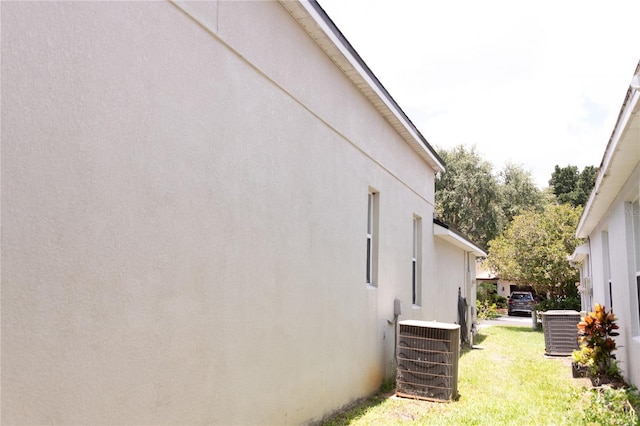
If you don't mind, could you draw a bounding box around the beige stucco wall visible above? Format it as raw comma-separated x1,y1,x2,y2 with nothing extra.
432,239,478,341
1,1,452,424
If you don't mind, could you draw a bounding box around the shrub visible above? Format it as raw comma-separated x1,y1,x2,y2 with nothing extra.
476,283,507,309
476,300,500,321
575,304,622,382
494,295,507,309
535,295,581,312
581,386,640,425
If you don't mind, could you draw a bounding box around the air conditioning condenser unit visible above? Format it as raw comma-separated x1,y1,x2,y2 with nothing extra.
396,320,460,402
542,310,581,356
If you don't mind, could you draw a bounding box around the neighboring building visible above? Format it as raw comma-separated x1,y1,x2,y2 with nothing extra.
475,267,519,299
1,1,486,424
571,61,640,388
476,259,529,300
433,220,487,343
1,1,484,424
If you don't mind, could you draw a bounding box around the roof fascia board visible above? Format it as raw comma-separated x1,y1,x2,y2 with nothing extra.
434,223,487,257
568,242,590,262
576,86,640,237
284,0,445,172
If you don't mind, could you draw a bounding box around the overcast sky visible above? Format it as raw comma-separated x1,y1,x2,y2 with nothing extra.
317,0,640,188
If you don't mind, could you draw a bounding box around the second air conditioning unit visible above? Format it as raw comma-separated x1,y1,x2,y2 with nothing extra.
542,310,581,356
396,320,460,402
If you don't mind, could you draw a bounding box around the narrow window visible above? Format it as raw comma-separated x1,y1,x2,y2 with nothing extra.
608,281,613,310
366,191,379,286
632,200,640,326
602,231,612,309
412,216,422,306
637,274,640,326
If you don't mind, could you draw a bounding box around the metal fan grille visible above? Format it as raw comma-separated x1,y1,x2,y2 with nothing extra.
542,310,581,356
396,321,460,402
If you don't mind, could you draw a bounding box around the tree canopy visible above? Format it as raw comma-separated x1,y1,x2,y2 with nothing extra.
498,162,544,223
486,204,583,299
549,165,598,207
435,145,503,250
435,146,544,249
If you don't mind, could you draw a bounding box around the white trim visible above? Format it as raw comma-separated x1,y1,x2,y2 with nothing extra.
412,215,422,306
576,87,640,237
433,223,486,257
568,242,590,262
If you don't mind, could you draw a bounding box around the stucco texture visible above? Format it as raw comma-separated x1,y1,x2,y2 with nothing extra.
2,1,456,424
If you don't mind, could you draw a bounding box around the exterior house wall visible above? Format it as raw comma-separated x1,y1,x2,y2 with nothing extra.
574,63,640,388
431,240,466,323
579,254,593,311
583,166,640,387
1,1,459,424
433,239,480,342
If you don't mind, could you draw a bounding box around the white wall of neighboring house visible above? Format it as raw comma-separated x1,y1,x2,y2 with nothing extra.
476,263,517,299
0,1,481,424
573,62,640,388
433,225,485,343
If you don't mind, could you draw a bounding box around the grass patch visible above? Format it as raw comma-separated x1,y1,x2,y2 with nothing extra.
321,326,587,425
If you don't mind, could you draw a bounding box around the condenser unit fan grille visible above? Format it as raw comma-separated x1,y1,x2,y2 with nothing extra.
542,310,581,356
396,320,460,402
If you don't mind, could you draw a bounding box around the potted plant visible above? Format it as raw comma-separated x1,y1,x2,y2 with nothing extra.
573,304,625,387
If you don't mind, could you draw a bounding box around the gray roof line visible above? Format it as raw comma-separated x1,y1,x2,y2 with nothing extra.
309,0,445,169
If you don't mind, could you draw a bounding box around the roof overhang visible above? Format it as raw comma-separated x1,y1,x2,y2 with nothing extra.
576,65,640,238
434,223,487,257
568,242,590,263
279,0,445,173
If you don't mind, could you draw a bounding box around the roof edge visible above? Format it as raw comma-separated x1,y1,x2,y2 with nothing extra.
576,60,640,238
433,221,487,257
280,0,445,172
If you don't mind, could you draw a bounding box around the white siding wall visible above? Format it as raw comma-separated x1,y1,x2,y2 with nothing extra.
430,241,461,323
586,164,640,388
1,1,449,424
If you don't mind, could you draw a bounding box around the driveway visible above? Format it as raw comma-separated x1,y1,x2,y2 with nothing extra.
478,314,536,329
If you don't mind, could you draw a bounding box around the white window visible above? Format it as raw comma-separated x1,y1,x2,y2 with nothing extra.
602,231,612,309
366,191,379,287
412,216,422,306
632,200,640,328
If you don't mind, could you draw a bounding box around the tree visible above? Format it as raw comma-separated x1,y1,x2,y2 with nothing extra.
577,165,598,204
498,162,544,223
549,165,598,207
486,204,583,299
435,145,503,250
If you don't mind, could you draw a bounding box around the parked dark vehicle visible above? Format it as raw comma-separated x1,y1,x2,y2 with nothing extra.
507,291,535,316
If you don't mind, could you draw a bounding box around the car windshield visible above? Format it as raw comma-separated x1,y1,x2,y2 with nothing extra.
511,294,532,300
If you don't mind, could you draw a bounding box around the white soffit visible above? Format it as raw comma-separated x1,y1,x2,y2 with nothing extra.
279,0,445,173
434,223,487,257
568,242,590,263
576,82,640,238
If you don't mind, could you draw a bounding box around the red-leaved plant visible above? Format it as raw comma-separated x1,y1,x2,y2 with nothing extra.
576,304,621,381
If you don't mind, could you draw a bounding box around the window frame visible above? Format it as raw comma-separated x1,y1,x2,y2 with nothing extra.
632,199,640,330
366,190,379,287
412,215,422,306
602,230,613,309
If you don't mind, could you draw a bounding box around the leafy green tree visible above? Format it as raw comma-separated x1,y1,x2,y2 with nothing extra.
549,165,579,204
540,186,558,207
498,162,544,223
435,145,503,250
549,165,598,207
577,165,598,203
486,204,583,299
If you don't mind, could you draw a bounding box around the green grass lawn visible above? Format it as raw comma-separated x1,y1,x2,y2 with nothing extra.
322,326,589,425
